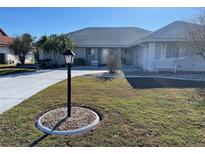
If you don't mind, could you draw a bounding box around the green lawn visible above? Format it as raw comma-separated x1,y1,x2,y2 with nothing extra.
0,68,35,75
1,76,205,146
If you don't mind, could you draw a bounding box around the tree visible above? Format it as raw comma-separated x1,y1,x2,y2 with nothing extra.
186,11,205,59
9,33,34,64
41,34,74,65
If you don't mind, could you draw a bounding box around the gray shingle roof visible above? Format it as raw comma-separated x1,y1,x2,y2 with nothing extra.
138,21,200,43
69,27,151,47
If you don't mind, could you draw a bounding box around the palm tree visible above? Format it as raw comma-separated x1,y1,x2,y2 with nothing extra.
40,34,74,65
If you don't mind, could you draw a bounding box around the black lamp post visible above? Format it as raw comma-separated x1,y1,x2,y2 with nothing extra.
63,50,75,117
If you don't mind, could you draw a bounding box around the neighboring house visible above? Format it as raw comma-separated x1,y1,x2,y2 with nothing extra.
0,28,35,64
40,21,205,72
0,28,16,64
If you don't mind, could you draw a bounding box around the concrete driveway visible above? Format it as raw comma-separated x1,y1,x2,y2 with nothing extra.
0,69,107,114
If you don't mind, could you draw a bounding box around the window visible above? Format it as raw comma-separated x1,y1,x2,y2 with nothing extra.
155,43,162,60
166,42,180,59
110,48,119,56
172,43,179,58
179,43,185,58
166,43,172,58
87,50,91,55
124,48,132,55
86,48,95,60
125,49,128,55
91,48,95,55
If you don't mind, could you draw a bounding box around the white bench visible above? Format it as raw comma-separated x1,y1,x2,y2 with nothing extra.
154,60,176,73
91,60,98,66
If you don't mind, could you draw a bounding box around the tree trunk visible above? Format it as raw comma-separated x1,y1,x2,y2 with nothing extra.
34,49,40,64
20,59,25,65
19,56,25,65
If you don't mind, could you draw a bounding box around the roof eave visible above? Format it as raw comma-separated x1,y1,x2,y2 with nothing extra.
73,44,129,48
0,28,8,36
137,38,187,43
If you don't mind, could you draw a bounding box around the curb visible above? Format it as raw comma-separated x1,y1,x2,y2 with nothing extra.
36,107,100,135
96,75,205,82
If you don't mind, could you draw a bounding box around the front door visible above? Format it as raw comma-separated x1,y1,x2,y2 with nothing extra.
100,48,109,65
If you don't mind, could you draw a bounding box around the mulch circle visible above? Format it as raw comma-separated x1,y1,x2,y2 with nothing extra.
37,107,99,135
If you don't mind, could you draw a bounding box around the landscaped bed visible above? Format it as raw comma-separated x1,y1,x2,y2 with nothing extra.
0,67,36,75
39,107,97,131
0,64,36,75
37,106,99,135
1,76,205,146
0,64,16,69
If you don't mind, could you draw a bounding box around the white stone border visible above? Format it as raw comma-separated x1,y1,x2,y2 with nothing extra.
36,107,100,135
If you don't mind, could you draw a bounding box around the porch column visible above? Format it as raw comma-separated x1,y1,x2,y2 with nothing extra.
118,48,122,65
98,48,101,66
95,48,99,66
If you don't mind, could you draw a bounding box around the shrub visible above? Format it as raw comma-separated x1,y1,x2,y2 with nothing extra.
107,53,121,74
38,59,52,69
52,64,60,68
74,58,86,66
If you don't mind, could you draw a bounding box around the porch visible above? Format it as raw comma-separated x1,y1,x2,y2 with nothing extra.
85,47,133,66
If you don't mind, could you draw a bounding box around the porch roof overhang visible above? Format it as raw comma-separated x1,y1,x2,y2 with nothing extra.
128,37,187,47
139,38,187,43
74,44,130,48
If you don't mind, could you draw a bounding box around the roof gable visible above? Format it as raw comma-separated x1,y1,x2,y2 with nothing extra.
139,21,200,42
0,28,8,36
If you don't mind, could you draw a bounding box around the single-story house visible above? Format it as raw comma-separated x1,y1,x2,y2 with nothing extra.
39,21,205,72
0,28,35,64
68,27,151,66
